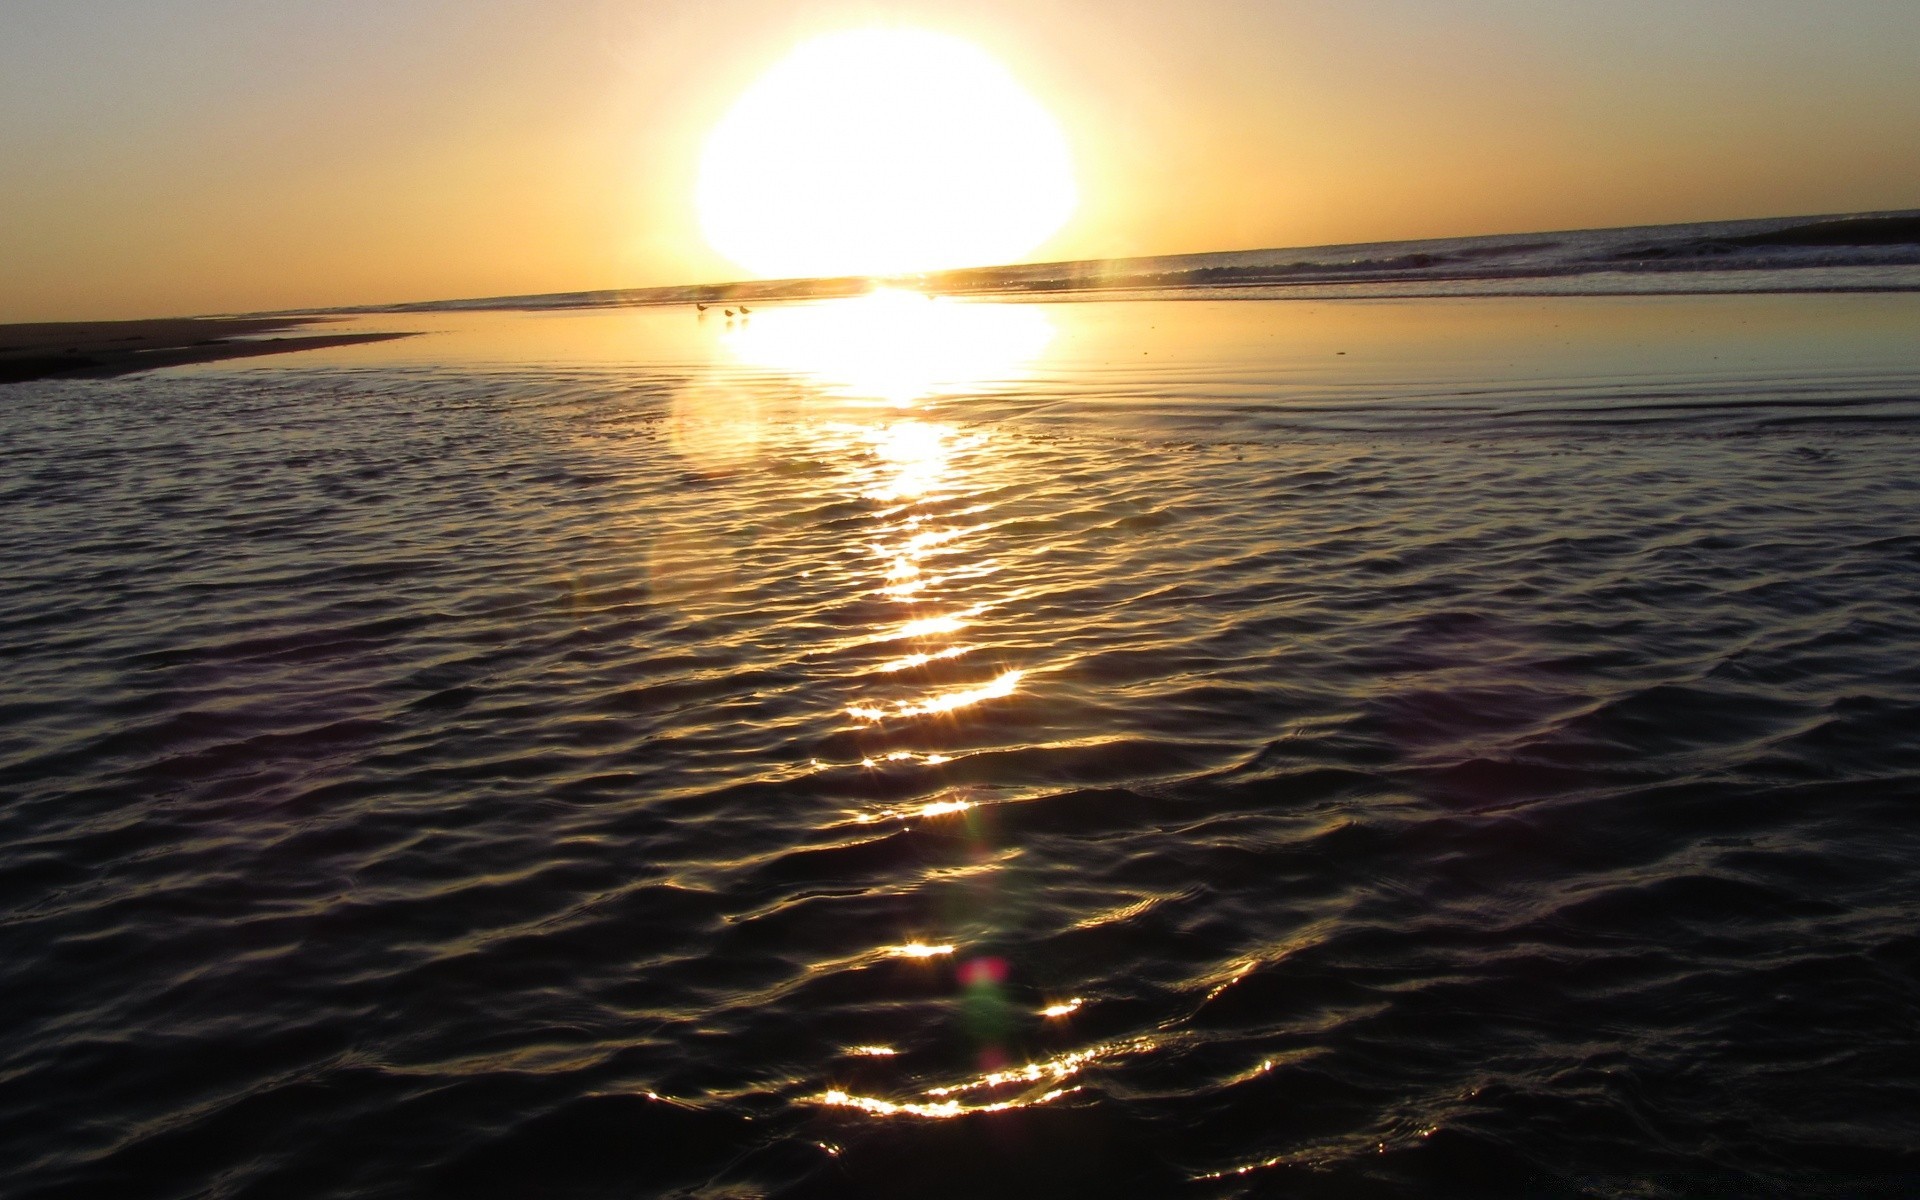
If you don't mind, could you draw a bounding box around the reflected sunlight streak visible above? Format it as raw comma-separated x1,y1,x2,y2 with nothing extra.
858,751,955,769
812,1039,1155,1120
721,290,1054,406
852,796,973,824
886,613,970,641
885,942,956,958
875,646,970,673
815,1086,1078,1120
847,668,1023,722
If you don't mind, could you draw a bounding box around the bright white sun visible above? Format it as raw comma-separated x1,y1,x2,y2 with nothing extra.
697,29,1078,279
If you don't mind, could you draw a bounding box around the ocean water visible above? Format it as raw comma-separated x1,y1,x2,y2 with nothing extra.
3,292,1919,1198
383,208,1920,311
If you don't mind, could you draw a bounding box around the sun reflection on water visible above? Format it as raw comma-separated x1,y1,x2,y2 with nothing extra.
850,794,974,825
846,668,1024,723
812,1039,1155,1120
874,645,970,673
721,288,1054,406
884,942,956,959
828,416,1031,726
862,420,972,501
887,613,971,641
732,286,1080,1119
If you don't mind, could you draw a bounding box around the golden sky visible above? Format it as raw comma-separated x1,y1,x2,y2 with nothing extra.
3,0,1917,320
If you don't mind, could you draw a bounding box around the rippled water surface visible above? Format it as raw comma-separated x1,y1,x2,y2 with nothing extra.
5,294,1920,1198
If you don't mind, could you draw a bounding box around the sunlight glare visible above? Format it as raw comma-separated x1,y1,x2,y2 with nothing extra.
698,29,1077,279
846,668,1022,722
885,942,955,958
722,289,1054,405
810,1038,1154,1120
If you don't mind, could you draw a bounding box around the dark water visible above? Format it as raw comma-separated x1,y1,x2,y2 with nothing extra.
4,294,1919,1198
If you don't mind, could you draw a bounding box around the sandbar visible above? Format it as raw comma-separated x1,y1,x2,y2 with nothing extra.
0,316,415,384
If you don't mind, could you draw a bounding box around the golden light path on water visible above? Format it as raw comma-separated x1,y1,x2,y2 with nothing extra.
812,1039,1159,1119
28,293,1914,1190
701,289,1121,1120
720,288,1055,407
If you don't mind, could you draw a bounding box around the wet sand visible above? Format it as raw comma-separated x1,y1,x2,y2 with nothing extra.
0,316,415,383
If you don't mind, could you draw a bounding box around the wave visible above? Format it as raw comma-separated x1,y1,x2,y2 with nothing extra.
333,210,1920,316
4,297,1919,1197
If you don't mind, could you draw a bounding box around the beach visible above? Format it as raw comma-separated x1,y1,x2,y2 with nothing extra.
0,317,415,384
3,284,1919,1197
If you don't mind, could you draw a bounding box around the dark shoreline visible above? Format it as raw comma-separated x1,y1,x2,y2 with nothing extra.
0,317,415,384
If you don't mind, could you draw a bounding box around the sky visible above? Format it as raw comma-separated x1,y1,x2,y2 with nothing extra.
3,0,1917,321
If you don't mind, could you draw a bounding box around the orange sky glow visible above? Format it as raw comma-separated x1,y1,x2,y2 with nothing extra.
2,0,1916,320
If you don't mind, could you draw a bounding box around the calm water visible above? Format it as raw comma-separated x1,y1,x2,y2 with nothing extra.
4,294,1919,1198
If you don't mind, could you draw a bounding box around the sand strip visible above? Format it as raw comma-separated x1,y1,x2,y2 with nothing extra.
0,317,416,384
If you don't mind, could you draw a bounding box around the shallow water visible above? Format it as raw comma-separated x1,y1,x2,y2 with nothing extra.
3,294,1919,1198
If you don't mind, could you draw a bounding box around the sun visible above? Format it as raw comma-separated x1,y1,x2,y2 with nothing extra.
697,29,1078,280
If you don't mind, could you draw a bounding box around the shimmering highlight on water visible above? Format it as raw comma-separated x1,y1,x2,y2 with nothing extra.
3,294,1919,1199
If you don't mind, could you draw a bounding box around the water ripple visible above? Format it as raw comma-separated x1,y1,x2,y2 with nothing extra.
3,296,1919,1197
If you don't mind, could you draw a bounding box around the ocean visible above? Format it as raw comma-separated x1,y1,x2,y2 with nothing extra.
4,227,1920,1197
